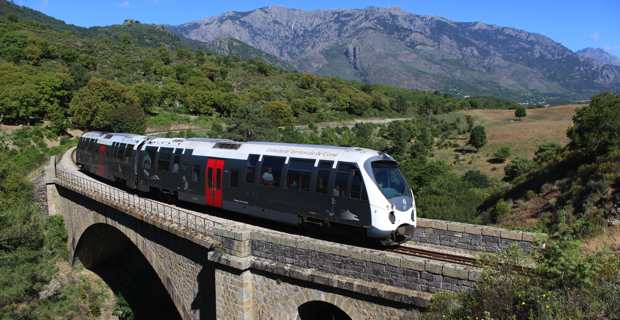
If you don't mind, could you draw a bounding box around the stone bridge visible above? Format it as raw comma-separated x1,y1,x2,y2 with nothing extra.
45,150,541,320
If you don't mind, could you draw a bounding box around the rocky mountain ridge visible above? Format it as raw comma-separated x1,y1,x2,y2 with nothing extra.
173,6,620,103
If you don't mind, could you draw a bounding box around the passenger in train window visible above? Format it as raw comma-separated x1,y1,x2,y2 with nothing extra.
262,167,274,186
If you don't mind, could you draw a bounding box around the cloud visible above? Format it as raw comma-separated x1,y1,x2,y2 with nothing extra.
590,32,600,42
117,0,131,8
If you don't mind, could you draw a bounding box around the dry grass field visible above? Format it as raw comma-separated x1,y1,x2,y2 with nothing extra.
434,104,583,179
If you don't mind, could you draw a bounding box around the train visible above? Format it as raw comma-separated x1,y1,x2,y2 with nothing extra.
76,131,417,245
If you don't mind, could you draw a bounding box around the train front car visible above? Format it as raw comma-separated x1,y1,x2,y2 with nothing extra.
362,154,416,245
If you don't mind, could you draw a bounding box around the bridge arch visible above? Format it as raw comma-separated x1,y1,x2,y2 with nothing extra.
74,223,182,320
297,300,353,320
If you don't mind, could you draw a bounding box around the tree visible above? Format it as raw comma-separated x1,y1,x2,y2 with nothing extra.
69,78,145,133
493,146,512,163
568,92,620,155
465,115,475,132
515,106,527,119
504,157,534,181
463,170,491,188
468,125,487,149
534,142,561,163
263,100,294,127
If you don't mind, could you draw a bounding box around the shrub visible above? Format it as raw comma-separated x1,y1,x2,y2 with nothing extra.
534,142,561,164
492,146,511,163
514,106,527,119
504,157,535,181
468,125,487,149
463,170,491,188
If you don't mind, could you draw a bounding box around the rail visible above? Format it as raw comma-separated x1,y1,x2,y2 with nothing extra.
54,168,222,237
389,246,477,266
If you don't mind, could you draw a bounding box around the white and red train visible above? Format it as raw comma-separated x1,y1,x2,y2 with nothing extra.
76,131,417,244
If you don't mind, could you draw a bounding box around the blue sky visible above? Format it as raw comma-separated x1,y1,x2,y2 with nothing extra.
14,0,620,56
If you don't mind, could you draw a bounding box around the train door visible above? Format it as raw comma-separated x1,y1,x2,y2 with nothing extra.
206,159,224,208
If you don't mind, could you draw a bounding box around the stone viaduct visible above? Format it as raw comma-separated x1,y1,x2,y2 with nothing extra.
45,150,541,320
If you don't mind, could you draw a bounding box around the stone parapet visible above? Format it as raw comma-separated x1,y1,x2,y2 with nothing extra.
413,218,546,253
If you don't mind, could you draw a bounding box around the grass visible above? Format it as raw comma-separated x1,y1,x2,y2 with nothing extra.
433,104,582,179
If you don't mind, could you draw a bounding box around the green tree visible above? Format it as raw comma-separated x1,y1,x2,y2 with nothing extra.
69,78,145,133
263,100,294,127
493,146,512,163
568,92,620,154
462,170,491,188
468,125,487,149
514,106,527,119
534,142,561,163
504,157,534,180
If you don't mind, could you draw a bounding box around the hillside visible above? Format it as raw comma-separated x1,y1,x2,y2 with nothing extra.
433,105,580,179
0,1,483,137
175,6,620,103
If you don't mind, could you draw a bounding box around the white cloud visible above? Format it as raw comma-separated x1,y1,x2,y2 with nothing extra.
590,32,600,42
117,0,131,8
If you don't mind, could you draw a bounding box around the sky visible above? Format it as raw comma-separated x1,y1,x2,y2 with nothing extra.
14,0,620,56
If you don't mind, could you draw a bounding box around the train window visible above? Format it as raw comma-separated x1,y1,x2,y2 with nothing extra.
216,169,222,189
336,162,356,171
316,170,330,193
287,158,314,191
158,148,173,172
207,168,213,188
192,164,201,182
172,155,180,173
261,156,285,187
319,160,334,169
246,154,260,183
350,168,366,200
230,170,239,187
125,144,134,159
334,172,349,197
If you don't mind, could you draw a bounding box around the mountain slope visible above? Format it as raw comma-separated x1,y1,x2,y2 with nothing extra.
577,47,620,67
176,6,620,103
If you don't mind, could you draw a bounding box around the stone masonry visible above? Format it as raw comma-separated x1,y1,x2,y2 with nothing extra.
411,219,544,253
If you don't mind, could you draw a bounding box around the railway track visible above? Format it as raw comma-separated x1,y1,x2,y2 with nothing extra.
390,245,478,266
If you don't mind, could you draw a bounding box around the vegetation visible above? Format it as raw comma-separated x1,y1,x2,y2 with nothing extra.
0,1,473,134
492,146,511,163
425,242,620,319
0,127,112,318
514,106,527,119
468,125,487,149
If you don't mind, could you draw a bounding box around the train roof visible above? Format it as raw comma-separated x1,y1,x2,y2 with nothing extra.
82,132,391,163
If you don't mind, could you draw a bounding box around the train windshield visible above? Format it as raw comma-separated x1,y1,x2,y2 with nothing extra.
371,161,409,199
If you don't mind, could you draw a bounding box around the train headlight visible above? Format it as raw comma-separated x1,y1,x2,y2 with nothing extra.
389,211,395,224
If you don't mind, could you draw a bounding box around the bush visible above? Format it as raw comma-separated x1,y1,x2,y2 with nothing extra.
504,157,535,181
463,170,491,188
468,125,487,149
492,146,511,163
514,106,527,119
534,142,561,164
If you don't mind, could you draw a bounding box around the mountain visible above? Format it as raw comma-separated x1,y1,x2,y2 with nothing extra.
201,37,294,70
577,47,620,67
174,6,620,103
